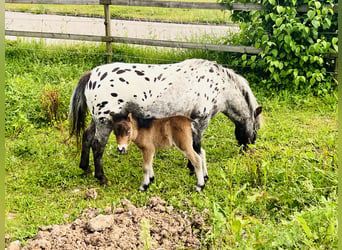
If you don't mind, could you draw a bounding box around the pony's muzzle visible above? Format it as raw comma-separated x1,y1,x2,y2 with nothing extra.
117,145,127,155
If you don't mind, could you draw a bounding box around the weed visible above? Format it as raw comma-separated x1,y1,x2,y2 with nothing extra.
40,86,60,123
140,218,152,250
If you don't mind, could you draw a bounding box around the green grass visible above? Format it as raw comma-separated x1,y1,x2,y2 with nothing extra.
5,3,232,24
5,40,337,248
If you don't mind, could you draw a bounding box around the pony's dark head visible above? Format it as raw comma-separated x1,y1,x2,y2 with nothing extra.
235,106,262,150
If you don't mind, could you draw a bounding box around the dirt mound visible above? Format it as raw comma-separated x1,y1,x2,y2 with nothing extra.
9,196,209,250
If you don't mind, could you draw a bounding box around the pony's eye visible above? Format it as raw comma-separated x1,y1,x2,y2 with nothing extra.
127,129,131,135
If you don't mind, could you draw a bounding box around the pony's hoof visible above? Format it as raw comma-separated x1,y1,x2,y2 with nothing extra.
81,170,92,177
97,176,109,185
104,180,113,187
204,175,209,183
150,176,155,183
246,148,256,154
81,167,92,175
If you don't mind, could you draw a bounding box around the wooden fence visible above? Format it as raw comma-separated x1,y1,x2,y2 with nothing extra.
5,0,264,63
5,0,338,64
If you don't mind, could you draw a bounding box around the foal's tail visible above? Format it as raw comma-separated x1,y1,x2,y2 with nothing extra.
68,71,91,145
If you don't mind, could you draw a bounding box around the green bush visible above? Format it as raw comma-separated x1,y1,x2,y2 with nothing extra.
221,0,338,94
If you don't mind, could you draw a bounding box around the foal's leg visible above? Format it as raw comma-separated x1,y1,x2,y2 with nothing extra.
187,123,202,176
176,134,205,192
79,119,95,175
139,148,155,191
185,148,205,192
91,120,112,185
200,148,209,182
187,138,201,176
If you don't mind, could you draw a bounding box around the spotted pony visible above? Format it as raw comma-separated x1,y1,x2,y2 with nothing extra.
69,59,262,185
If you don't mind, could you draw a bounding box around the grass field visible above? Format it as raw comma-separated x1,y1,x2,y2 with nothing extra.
5,40,337,248
5,2,232,24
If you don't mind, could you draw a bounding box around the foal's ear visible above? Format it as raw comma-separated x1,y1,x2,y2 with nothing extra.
127,113,133,122
254,106,262,118
109,112,116,122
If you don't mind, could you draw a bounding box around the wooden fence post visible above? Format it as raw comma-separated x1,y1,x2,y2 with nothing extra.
103,3,112,63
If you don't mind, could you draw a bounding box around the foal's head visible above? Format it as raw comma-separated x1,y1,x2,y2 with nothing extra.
110,113,135,154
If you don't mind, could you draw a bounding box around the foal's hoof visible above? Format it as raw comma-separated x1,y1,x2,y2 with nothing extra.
195,184,205,193
204,175,209,183
138,184,150,192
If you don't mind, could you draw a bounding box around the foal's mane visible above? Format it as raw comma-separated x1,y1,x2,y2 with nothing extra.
135,115,155,129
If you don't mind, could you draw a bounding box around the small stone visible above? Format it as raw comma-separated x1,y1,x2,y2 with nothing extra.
86,188,98,199
87,214,114,232
7,240,21,250
121,199,136,210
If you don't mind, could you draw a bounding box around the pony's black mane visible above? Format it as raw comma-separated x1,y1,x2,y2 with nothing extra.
113,101,155,129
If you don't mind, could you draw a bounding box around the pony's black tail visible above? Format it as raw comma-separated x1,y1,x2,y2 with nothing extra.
68,71,91,146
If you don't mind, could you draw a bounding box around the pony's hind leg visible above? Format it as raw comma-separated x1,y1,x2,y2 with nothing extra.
79,119,95,175
139,148,155,191
91,120,113,185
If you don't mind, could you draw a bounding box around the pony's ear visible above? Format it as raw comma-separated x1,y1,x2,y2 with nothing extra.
127,113,133,122
254,106,262,118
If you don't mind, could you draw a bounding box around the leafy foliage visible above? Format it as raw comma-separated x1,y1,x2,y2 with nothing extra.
222,0,338,94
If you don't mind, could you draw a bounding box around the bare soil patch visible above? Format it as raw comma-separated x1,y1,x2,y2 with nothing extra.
7,195,209,250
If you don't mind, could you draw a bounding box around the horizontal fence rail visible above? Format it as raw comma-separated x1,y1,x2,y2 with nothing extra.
5,30,262,54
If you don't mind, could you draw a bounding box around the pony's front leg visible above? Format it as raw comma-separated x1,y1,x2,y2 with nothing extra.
92,121,112,185
79,120,95,175
139,148,155,191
